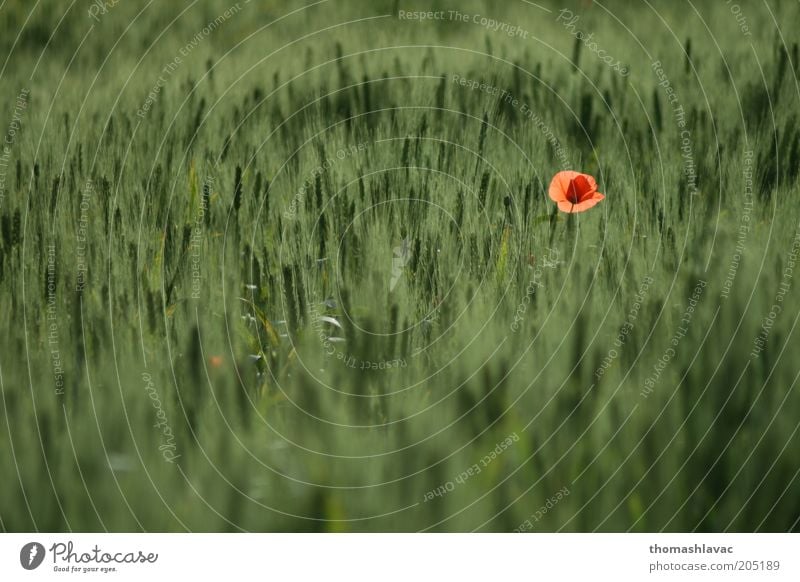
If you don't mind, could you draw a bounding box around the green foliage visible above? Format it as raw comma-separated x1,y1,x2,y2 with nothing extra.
0,0,799,532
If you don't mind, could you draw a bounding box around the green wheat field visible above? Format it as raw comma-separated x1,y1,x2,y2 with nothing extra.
1,0,800,532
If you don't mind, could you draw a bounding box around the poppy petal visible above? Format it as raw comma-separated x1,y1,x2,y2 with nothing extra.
548,171,580,202
579,176,599,202
566,180,582,204
569,174,595,203
565,193,604,213
548,171,604,213
557,200,577,213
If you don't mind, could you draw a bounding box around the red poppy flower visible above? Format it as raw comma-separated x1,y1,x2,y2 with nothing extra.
548,171,605,213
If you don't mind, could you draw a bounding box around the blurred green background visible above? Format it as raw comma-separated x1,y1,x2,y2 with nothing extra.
1,0,799,531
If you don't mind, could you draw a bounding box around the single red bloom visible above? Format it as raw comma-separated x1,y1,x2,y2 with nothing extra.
548,171,605,213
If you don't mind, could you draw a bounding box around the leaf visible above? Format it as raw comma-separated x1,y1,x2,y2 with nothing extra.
318,315,343,329
496,225,512,283
187,159,198,226
239,297,281,348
